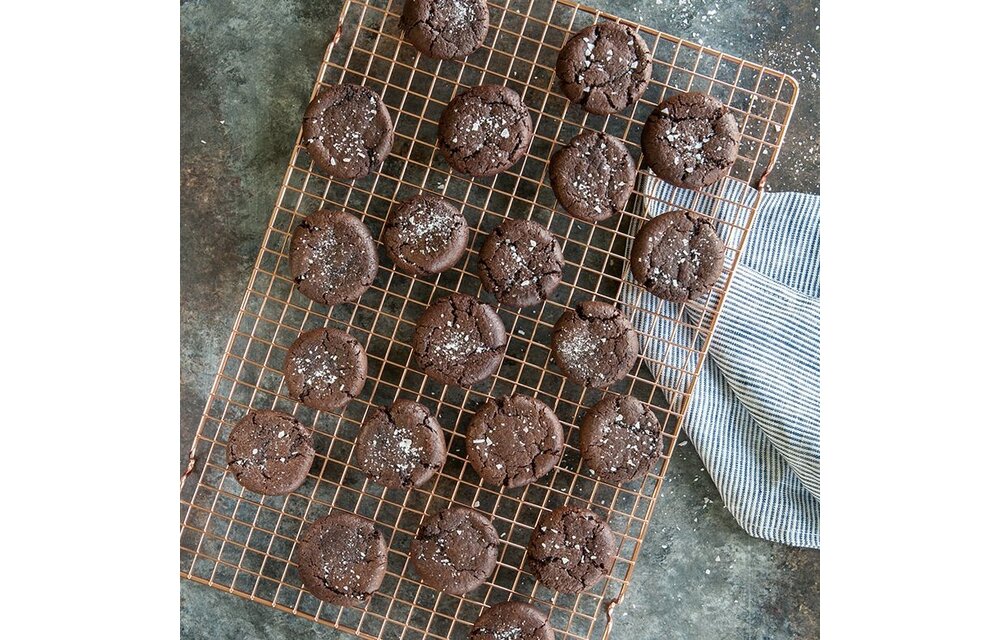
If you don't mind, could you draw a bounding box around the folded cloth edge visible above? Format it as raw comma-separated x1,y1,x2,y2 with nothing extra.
634,175,821,548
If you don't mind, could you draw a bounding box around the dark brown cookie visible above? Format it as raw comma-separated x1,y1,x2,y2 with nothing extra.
412,293,507,387
629,210,725,302
303,84,393,180
556,22,651,116
284,327,368,412
400,0,490,60
527,506,614,593
549,131,636,223
226,410,315,496
466,394,564,488
641,91,740,189
409,506,499,594
383,195,469,276
289,209,378,307
551,301,638,388
580,395,662,484
438,84,533,177
355,400,447,489
470,601,555,640
477,219,564,307
295,512,388,607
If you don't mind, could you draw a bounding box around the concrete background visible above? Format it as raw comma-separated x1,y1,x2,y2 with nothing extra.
180,0,820,637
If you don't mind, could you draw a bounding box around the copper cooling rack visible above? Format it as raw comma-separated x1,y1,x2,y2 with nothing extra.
179,0,798,638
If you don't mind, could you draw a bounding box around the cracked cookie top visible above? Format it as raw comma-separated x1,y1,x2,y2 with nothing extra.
296,512,388,607
400,0,490,60
470,601,556,640
438,84,533,177
409,506,499,594
466,394,565,488
549,131,636,223
412,293,507,387
284,327,368,412
527,506,614,593
556,22,651,116
355,399,447,489
629,210,725,302
580,394,662,484
289,209,378,307
551,301,639,388
641,91,740,190
383,194,469,276
477,218,564,308
226,409,315,496
303,84,393,180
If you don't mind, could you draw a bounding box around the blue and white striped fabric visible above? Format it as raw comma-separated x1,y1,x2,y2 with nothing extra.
629,177,820,549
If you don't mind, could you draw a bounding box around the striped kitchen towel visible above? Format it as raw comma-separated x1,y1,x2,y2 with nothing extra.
629,177,819,549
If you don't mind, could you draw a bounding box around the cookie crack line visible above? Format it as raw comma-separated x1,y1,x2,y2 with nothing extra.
494,442,559,486
418,537,498,575
403,0,486,59
650,116,739,172
302,90,354,121
469,398,563,486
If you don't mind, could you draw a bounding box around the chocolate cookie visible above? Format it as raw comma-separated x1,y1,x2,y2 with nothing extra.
400,0,490,60
549,131,636,223
580,395,662,484
556,22,651,116
409,506,499,594
289,209,378,307
477,219,564,307
465,394,564,488
355,399,447,489
438,84,533,177
629,210,725,302
296,512,388,607
470,601,555,640
551,301,638,388
303,84,393,180
641,91,740,189
383,195,469,276
226,410,315,496
412,293,507,387
284,327,368,412
527,506,614,593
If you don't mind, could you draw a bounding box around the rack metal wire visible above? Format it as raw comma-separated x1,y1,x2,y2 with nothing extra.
179,0,798,638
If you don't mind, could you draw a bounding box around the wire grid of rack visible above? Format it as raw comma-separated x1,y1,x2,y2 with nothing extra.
179,0,798,638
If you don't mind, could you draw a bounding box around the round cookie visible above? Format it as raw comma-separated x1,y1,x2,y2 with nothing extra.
549,131,636,223
465,394,564,489
296,512,388,607
477,219,564,307
400,0,490,60
527,506,614,593
412,293,507,387
303,84,393,180
580,395,662,484
641,91,740,190
355,400,447,489
629,210,725,302
284,327,368,412
470,601,555,640
556,22,652,116
289,209,378,307
438,84,533,177
551,301,638,388
409,506,499,594
383,195,469,276
226,410,315,496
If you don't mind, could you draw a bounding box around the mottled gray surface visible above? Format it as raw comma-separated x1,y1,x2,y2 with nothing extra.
180,0,819,638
